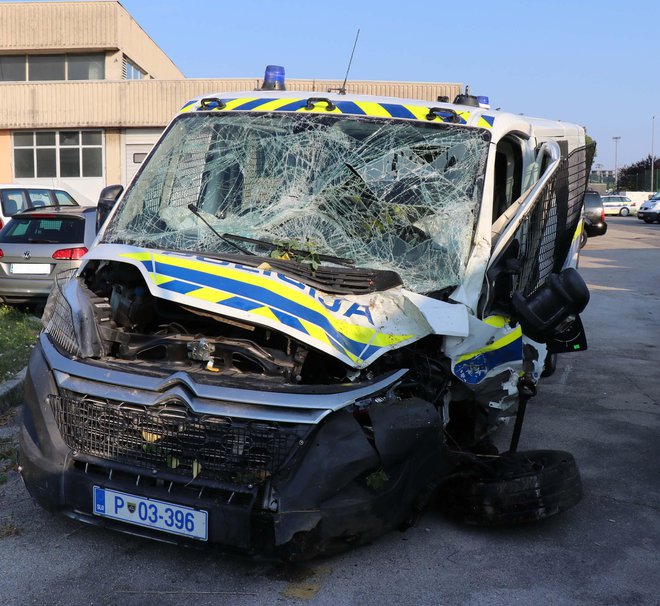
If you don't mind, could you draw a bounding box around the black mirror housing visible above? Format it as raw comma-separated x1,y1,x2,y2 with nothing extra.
512,268,590,342
96,184,124,232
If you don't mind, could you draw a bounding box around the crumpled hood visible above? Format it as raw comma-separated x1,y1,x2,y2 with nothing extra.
85,244,469,368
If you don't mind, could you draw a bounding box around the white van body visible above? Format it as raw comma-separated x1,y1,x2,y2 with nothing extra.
20,90,593,557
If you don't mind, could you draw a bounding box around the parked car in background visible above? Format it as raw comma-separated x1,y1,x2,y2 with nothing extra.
0,185,79,231
601,194,636,216
581,190,607,247
0,206,95,304
637,193,660,223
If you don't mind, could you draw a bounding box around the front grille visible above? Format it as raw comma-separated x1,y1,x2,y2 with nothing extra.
72,460,255,507
50,394,307,485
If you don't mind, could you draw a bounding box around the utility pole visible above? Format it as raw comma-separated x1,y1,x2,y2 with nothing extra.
652,116,656,193
613,136,621,192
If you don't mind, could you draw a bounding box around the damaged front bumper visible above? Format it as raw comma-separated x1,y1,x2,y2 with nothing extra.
20,335,448,559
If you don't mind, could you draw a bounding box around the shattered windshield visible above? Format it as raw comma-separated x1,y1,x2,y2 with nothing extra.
103,111,490,293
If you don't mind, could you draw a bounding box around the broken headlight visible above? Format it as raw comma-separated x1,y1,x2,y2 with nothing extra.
42,270,104,359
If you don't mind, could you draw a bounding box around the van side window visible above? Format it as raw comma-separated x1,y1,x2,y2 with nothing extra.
492,136,523,222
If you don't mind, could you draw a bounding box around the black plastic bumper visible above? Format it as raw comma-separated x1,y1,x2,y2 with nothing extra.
638,211,659,222
19,341,448,559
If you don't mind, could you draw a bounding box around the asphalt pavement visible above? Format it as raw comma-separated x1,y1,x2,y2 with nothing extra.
0,217,658,606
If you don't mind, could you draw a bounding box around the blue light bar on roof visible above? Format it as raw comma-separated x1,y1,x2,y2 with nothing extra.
261,65,286,91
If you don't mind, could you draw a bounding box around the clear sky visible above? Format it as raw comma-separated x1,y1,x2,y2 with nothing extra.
11,0,660,171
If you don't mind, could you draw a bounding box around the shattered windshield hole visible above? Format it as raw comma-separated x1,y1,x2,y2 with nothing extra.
104,112,489,293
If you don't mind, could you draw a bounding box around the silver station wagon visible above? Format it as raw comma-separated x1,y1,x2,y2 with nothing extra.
0,206,96,304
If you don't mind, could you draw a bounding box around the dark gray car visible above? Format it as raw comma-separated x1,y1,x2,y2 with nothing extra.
581,190,607,247
0,206,96,304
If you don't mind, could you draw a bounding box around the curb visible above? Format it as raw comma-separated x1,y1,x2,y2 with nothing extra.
0,367,27,414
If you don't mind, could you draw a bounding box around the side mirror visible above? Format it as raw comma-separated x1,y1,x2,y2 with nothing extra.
584,220,607,238
96,184,124,232
511,268,590,342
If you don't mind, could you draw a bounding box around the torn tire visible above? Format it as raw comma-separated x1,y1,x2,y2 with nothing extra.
438,450,582,525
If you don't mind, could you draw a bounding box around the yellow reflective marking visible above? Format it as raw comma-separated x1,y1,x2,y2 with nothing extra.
458,111,471,123
152,273,173,286
185,287,234,303
249,306,280,323
572,221,583,243
122,252,153,261
251,98,302,112
403,104,431,121
354,102,392,118
456,326,523,363
151,254,410,347
179,103,196,114
220,97,259,111
477,116,493,129
299,319,333,347
483,315,509,328
121,251,412,354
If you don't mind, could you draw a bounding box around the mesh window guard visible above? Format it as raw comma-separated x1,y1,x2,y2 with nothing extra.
513,143,595,297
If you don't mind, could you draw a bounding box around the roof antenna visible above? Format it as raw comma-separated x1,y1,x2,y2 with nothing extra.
330,29,360,95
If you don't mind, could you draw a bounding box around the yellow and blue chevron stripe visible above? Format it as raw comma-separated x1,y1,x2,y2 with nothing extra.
179,97,496,129
120,251,414,366
452,325,523,385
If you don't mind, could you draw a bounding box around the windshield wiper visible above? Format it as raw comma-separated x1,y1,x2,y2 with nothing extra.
222,233,355,266
186,204,254,256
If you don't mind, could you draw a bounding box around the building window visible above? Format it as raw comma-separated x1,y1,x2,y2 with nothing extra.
0,54,105,81
0,56,26,81
13,131,103,179
67,53,105,80
29,55,65,81
123,56,145,80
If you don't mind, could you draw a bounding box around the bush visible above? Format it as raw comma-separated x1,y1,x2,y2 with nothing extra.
0,305,41,382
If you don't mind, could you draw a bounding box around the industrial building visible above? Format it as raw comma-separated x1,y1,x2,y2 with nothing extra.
0,1,461,205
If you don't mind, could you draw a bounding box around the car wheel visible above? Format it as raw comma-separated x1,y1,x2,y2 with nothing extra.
644,218,653,223
438,450,582,525
619,207,630,217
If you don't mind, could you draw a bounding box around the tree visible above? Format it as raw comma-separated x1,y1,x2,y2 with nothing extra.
618,155,659,191
585,133,597,158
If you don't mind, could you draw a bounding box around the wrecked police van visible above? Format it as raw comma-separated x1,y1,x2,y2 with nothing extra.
19,87,593,559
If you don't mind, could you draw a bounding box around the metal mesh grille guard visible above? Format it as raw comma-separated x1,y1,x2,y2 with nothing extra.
516,143,596,297
49,394,306,485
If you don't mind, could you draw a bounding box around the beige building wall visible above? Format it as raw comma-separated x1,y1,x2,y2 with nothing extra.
0,79,463,129
0,1,183,79
0,131,12,183
104,129,122,186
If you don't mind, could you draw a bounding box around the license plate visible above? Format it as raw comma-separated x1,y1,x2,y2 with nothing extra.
9,263,51,275
93,486,208,541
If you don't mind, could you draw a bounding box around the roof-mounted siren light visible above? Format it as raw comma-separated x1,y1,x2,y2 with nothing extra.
477,96,490,109
453,93,479,107
261,65,286,91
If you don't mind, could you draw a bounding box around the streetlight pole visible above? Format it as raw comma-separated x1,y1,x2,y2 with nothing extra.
613,136,621,192
652,116,656,193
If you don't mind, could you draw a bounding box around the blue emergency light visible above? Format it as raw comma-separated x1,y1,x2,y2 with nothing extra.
261,65,286,90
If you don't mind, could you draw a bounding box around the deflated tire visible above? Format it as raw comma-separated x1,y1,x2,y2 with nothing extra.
438,450,582,525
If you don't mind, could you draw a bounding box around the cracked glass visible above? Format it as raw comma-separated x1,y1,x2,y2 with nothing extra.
103,111,490,293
